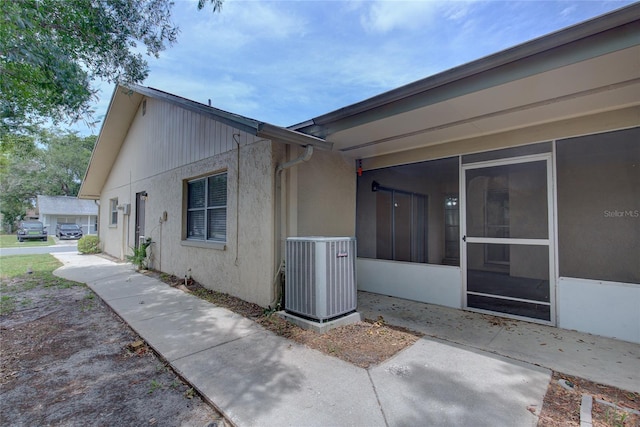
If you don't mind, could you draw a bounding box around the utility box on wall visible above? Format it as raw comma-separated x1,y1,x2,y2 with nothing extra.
285,237,357,323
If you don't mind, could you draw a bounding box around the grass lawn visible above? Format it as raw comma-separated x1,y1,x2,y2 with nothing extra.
0,254,80,315
0,234,53,248
0,253,63,279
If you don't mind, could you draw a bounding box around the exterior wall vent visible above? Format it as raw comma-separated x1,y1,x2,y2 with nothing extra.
285,237,357,322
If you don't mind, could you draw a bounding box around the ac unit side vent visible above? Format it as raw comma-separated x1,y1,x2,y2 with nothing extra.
285,237,357,322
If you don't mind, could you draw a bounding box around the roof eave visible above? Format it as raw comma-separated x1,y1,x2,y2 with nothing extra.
78,85,142,200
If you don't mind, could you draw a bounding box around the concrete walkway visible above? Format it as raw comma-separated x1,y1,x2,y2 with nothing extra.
52,253,637,426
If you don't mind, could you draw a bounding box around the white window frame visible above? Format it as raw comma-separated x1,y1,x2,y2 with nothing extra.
109,198,118,226
186,172,227,243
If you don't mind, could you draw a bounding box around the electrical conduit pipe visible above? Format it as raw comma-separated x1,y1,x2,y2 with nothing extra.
271,144,314,308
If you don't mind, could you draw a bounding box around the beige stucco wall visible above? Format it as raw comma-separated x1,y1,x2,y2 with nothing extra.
284,145,356,238
98,97,276,307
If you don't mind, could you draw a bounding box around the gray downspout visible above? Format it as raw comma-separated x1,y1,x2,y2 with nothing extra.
272,144,314,308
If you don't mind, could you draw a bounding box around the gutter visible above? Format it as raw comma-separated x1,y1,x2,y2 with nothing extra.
258,123,332,151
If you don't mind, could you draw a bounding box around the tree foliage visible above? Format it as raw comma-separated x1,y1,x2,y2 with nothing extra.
1,0,221,136
1,0,224,230
0,130,96,229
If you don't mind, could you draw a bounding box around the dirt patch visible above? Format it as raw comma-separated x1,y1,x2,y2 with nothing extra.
257,315,420,368
538,372,639,426
0,277,225,426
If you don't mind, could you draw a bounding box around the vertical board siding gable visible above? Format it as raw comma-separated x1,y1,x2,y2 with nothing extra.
113,97,262,185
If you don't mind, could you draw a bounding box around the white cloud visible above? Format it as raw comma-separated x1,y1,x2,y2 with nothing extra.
560,5,577,18
359,0,441,33
172,0,308,52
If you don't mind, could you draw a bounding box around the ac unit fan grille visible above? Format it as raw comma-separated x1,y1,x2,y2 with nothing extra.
285,237,357,322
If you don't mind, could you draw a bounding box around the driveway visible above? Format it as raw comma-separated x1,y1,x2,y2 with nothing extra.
0,238,79,257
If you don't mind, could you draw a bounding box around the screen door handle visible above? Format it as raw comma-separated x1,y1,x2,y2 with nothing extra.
462,235,466,242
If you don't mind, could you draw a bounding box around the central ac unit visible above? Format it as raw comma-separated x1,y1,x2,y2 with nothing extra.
285,237,357,323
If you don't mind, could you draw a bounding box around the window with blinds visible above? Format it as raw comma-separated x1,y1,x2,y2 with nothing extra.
109,198,118,226
186,172,227,242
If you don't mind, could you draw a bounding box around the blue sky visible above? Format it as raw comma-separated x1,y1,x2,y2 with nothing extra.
73,0,635,135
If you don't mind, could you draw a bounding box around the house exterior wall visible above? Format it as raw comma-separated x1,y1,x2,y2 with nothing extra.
286,146,356,238
98,97,276,307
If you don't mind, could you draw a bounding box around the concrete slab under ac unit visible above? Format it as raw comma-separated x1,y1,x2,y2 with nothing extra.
277,311,362,333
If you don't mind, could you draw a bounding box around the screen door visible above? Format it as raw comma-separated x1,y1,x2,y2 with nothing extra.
462,155,555,323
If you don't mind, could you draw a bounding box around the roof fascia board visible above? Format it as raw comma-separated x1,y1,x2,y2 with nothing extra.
79,85,141,199
305,5,640,137
78,86,118,199
257,123,333,150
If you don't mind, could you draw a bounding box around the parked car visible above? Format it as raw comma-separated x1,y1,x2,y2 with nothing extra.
16,221,48,242
55,223,83,240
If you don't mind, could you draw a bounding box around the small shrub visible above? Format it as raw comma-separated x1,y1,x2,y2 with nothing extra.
77,235,101,254
126,238,152,270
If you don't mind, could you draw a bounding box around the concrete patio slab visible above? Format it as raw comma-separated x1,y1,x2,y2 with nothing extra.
358,291,640,394
487,321,640,393
358,291,505,347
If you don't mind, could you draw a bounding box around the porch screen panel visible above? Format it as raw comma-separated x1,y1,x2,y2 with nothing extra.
374,191,426,262
394,193,413,262
357,156,459,265
375,192,393,260
465,161,548,240
556,127,640,284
